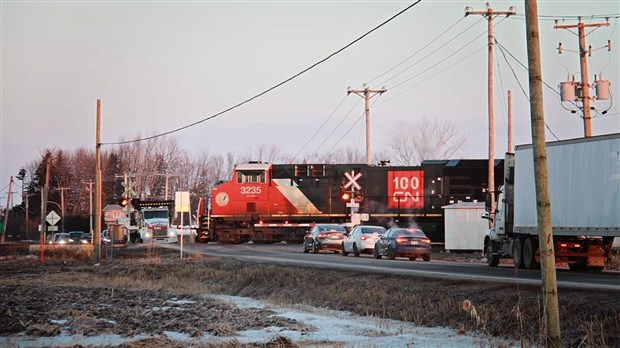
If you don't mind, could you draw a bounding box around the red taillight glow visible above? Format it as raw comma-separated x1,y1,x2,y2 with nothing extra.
318,233,327,238
559,243,581,248
396,238,408,244
360,235,368,240
422,239,431,244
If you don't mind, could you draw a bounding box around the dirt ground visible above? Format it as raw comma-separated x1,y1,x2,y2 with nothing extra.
0,246,618,347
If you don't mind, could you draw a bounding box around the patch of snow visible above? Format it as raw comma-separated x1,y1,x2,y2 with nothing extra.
0,295,517,347
167,299,196,305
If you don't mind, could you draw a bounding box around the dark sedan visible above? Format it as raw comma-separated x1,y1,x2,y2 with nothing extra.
303,224,347,254
373,227,431,261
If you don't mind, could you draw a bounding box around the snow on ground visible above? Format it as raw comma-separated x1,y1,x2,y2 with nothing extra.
1,294,516,347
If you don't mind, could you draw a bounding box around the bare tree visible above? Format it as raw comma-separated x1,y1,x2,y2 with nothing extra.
386,118,467,165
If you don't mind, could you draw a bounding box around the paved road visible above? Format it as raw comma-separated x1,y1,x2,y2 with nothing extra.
167,243,620,291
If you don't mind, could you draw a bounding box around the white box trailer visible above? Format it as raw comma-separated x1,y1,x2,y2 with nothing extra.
443,202,488,251
484,133,620,271
513,134,620,236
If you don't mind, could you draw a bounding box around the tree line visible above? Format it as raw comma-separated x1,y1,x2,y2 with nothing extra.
5,118,465,240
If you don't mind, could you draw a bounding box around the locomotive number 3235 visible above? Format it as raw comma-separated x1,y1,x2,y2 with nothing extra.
240,186,262,195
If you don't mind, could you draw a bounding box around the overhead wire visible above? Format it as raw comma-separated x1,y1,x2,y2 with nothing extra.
373,16,484,89
307,99,363,160
326,95,384,159
495,39,560,141
366,16,467,86
101,0,423,146
377,44,486,106
292,94,349,162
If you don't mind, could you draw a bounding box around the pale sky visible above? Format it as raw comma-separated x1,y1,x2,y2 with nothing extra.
2,0,619,204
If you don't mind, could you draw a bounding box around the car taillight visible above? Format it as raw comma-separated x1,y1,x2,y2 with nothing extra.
360,235,368,240
422,239,431,244
318,233,327,238
559,242,581,248
396,237,408,244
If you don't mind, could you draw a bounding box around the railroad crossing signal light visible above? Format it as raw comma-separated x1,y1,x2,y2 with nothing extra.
340,192,351,201
130,198,141,211
118,197,129,207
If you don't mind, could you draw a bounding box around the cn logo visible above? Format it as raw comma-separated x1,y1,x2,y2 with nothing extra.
388,171,424,209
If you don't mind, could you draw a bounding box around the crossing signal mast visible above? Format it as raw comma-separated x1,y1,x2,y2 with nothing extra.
555,17,612,137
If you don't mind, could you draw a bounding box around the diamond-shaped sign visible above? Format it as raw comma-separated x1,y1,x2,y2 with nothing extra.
46,211,61,226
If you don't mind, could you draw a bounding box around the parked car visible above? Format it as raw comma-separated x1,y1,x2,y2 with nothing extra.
303,224,347,254
373,227,432,261
341,225,386,257
67,231,86,244
48,233,74,245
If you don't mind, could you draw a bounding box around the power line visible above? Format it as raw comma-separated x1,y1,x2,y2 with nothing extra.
495,39,560,141
366,16,467,86
374,16,484,88
307,99,362,160
101,0,423,147
378,44,486,106
292,94,349,162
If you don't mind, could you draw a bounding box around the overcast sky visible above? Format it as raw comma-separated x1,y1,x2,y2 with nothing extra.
2,0,619,203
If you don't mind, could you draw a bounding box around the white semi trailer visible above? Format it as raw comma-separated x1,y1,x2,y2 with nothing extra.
484,133,620,271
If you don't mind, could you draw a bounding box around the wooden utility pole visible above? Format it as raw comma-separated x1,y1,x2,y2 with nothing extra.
554,18,610,137
525,1,561,346
347,84,387,165
39,158,51,261
95,99,102,260
508,90,513,153
465,3,516,226
56,187,70,233
1,176,14,243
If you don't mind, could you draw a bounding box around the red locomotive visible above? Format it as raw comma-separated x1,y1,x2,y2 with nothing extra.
196,160,503,244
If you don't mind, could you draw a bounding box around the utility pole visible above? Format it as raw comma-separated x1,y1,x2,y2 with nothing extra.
347,84,387,165
525,1,561,346
508,90,513,153
56,187,70,233
465,3,516,226
39,158,51,261
83,181,94,243
554,18,610,137
1,176,14,243
95,99,102,260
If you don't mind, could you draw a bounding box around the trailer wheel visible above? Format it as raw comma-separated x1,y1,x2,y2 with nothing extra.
486,241,499,267
513,237,525,269
523,237,540,270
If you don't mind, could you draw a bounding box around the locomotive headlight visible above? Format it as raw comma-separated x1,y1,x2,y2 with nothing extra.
168,230,176,237
144,232,151,238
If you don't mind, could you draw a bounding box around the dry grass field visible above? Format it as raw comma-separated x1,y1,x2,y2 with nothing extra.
0,246,618,347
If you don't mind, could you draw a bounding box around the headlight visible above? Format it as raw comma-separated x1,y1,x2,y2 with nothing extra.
81,239,88,244
144,232,151,238
59,240,66,244
168,230,176,237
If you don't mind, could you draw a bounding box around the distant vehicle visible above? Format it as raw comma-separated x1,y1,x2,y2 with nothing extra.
341,225,386,257
374,228,431,261
102,229,111,244
48,233,74,245
67,231,86,244
303,224,347,254
80,233,92,244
